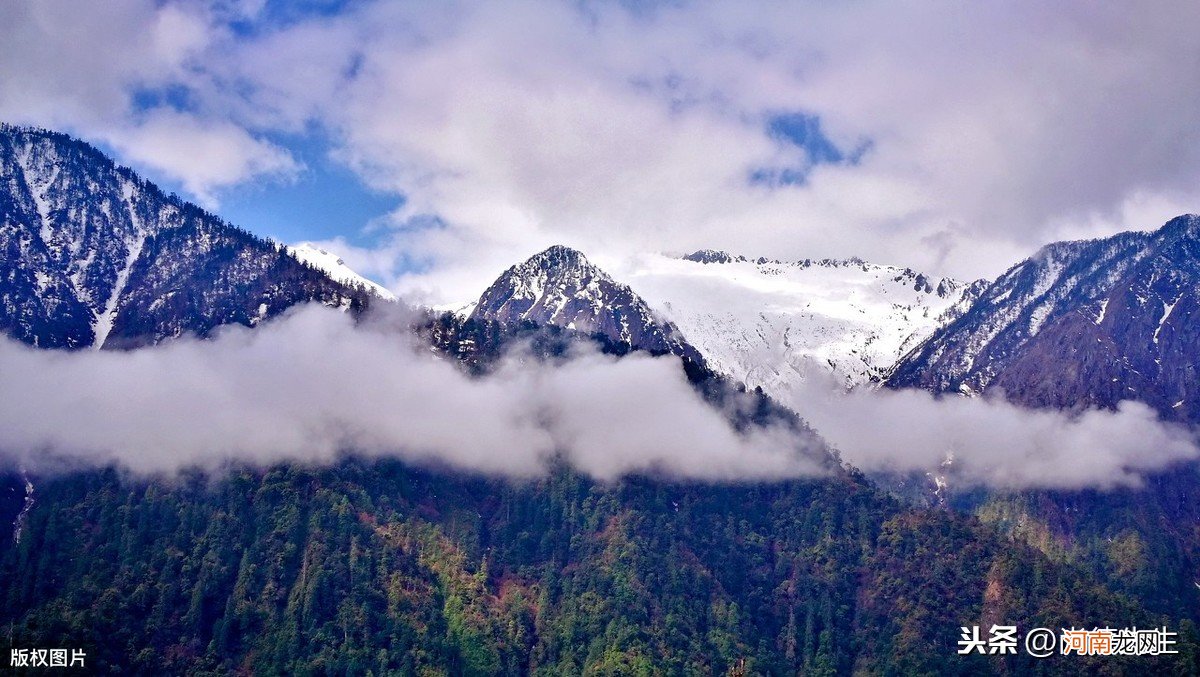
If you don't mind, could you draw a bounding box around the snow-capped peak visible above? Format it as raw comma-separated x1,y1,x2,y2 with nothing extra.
886,214,1200,425
288,243,396,301
469,245,694,357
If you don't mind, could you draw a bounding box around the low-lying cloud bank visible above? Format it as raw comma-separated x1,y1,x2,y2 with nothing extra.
786,375,1200,490
0,306,821,481
2,305,1192,489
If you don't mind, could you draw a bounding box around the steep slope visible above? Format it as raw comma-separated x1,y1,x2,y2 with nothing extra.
469,245,699,361
887,215,1200,422
0,124,379,349
623,251,985,394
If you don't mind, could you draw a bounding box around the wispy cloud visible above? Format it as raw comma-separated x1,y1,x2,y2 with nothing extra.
0,1,297,205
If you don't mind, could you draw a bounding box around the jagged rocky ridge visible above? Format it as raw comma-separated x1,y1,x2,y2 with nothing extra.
887,215,1200,423
0,124,379,350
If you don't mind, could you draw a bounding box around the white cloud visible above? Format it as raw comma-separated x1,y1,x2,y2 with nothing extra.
199,0,1200,298
786,374,1200,490
0,1,204,125
0,305,822,481
105,110,300,206
6,1,1200,294
1,303,1187,490
0,0,298,206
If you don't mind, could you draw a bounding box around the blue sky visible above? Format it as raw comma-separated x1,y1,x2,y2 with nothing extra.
751,112,869,187
215,134,402,247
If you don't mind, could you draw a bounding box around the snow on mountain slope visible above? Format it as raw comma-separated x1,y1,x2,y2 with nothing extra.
885,230,1152,395
288,243,396,300
618,251,985,394
886,214,1200,422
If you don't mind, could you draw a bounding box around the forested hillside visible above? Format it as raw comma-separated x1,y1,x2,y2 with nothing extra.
4,462,1195,675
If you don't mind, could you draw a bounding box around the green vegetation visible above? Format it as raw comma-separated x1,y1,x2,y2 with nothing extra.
1,461,1196,675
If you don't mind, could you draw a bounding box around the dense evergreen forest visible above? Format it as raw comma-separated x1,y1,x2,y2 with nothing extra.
2,460,1197,675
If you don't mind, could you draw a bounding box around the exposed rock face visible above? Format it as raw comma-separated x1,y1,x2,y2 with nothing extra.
682,249,746,265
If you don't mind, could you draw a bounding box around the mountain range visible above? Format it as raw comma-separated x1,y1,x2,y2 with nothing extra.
1,124,1198,673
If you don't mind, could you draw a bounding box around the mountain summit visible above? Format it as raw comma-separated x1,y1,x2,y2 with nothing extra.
469,245,696,358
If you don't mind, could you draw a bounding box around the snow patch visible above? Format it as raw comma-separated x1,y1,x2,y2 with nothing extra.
11,473,34,546
16,143,59,246
1153,297,1179,344
93,231,145,349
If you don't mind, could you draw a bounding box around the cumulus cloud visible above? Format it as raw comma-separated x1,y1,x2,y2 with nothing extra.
786,375,1200,490
7,1,1200,292
105,110,301,206
198,0,1200,297
0,305,822,480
